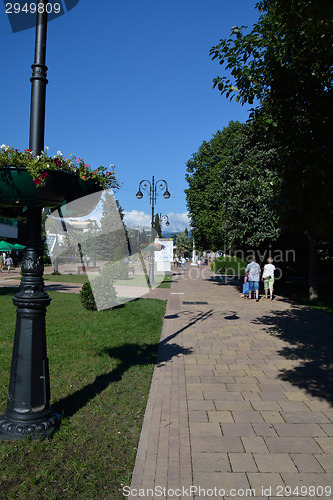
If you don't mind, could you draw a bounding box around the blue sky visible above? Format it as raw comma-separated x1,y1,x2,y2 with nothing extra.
0,0,260,233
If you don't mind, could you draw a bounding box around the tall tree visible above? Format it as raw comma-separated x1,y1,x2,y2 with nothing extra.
154,214,162,238
185,121,280,252
98,192,128,261
210,0,333,298
176,231,192,257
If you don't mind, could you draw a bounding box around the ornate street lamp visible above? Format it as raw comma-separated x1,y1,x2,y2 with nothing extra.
0,2,58,440
136,176,170,284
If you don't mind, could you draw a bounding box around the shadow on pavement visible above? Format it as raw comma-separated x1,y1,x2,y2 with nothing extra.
252,306,333,405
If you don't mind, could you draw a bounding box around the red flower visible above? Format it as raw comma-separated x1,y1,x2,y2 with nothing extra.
55,160,62,166
34,178,41,185
40,172,48,178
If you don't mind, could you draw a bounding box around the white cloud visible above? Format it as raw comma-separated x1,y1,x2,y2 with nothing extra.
124,210,190,233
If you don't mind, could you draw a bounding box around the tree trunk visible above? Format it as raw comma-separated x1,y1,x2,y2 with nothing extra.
307,232,319,301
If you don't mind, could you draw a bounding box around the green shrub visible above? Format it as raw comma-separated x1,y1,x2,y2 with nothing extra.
51,271,61,276
214,256,247,276
43,255,51,265
80,270,118,311
80,281,97,310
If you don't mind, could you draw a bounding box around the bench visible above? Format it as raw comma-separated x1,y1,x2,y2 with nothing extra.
77,266,100,274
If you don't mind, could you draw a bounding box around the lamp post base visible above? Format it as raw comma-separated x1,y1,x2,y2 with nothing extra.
0,208,58,441
0,412,59,441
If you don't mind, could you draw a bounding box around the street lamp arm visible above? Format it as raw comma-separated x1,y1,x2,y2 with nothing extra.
155,179,170,198
136,179,152,198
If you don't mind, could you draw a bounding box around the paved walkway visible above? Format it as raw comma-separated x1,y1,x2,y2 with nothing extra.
129,266,333,500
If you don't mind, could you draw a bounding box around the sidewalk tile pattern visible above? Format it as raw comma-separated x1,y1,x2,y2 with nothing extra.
129,268,333,500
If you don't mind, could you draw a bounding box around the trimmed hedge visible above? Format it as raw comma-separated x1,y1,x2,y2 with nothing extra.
213,256,248,276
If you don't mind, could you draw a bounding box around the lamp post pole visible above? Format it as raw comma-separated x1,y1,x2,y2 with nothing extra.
0,2,58,440
136,176,170,285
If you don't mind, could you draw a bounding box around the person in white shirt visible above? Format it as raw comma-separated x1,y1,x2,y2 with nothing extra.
262,257,276,301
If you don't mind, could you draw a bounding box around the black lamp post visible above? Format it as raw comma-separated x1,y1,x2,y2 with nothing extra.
136,176,170,285
0,2,58,440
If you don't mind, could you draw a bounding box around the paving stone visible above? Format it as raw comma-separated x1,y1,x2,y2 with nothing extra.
273,423,327,437
320,424,333,437
129,268,333,496
187,400,215,411
281,411,331,424
188,410,209,423
252,422,278,437
280,472,333,490
247,473,284,494
228,452,258,472
241,437,269,453
207,410,234,423
290,453,325,473
221,422,256,437
284,391,311,401
314,454,333,473
261,411,285,423
231,410,265,423
189,422,222,436
191,452,231,472
315,437,333,453
190,435,244,453
192,471,250,492
265,437,322,453
254,453,298,472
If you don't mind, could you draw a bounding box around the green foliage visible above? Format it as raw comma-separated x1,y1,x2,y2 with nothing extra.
80,281,97,310
213,256,247,276
154,214,162,238
0,145,118,189
98,193,128,261
176,231,192,257
80,262,122,311
185,121,280,251
209,0,333,297
51,271,61,276
210,0,333,237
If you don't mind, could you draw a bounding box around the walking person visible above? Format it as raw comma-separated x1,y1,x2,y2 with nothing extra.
5,254,13,273
262,257,276,301
245,256,261,301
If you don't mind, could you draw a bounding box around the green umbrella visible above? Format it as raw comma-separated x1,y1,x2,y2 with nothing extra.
0,240,16,251
12,243,26,251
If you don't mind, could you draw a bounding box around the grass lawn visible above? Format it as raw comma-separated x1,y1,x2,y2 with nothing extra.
0,288,166,499
43,273,173,289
